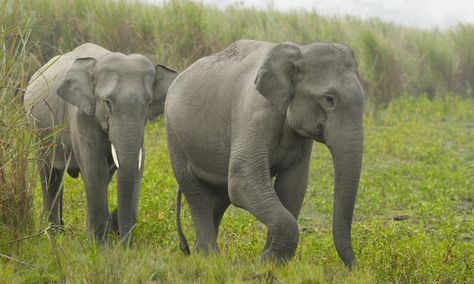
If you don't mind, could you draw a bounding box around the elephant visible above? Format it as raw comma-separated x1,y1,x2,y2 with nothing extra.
24,43,177,242
166,40,365,267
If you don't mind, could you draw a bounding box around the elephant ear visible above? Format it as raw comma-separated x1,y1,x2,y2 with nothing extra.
57,57,97,116
149,64,177,120
254,43,302,114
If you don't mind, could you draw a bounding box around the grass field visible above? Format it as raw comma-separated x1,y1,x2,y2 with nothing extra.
1,96,473,283
1,0,474,282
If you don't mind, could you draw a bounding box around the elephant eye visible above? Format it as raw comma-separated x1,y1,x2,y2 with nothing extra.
320,94,335,109
325,95,334,106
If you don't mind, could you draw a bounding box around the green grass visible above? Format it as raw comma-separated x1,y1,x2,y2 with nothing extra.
7,0,474,104
1,0,474,282
1,96,472,283
0,0,37,234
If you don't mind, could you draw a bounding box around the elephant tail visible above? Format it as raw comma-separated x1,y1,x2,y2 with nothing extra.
176,186,190,255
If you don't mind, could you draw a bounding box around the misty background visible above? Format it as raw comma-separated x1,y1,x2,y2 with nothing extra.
148,0,474,29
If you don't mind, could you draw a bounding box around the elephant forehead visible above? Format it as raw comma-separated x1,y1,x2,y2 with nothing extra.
296,65,344,88
98,53,155,74
301,43,356,70
93,73,153,104
94,65,156,89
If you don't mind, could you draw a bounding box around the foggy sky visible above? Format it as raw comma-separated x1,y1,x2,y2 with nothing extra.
200,0,474,30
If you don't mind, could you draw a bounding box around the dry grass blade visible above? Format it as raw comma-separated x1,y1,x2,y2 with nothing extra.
0,252,34,268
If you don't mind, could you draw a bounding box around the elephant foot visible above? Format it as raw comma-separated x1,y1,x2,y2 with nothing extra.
88,228,111,245
42,212,65,235
87,218,116,244
109,209,119,235
47,222,65,235
194,241,220,255
260,243,296,265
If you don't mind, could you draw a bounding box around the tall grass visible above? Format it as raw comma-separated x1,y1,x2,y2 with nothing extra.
11,0,474,105
0,0,36,234
452,24,474,96
360,29,404,105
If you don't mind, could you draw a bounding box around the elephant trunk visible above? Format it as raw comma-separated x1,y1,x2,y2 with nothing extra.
329,125,363,268
110,123,144,243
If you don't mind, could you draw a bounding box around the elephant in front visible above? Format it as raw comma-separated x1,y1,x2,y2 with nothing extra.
24,43,177,242
166,40,365,267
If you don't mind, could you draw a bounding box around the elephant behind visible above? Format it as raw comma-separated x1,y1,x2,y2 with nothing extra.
166,40,365,267
24,43,177,242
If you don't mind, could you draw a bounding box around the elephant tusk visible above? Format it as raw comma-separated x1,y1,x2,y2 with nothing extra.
111,144,120,168
138,147,143,171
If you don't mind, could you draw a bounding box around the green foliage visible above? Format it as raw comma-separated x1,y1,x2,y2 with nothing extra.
0,0,36,234
9,0,474,104
1,96,473,283
1,0,474,282
451,24,474,96
360,29,403,105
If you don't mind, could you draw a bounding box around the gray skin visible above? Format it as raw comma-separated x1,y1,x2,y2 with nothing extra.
24,43,177,242
166,40,364,267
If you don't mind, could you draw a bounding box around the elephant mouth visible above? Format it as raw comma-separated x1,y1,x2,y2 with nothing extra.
314,122,325,143
109,141,144,171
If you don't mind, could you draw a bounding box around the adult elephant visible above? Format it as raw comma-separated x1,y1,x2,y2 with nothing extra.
166,40,365,267
24,43,177,243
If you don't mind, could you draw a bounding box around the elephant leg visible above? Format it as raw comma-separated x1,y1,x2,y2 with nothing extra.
168,125,222,253
109,208,119,235
262,172,308,252
39,163,64,228
78,155,111,242
181,175,225,254
84,172,110,241
83,174,110,241
108,165,119,234
213,194,230,237
229,174,298,262
229,181,298,262
263,144,312,253
168,124,230,253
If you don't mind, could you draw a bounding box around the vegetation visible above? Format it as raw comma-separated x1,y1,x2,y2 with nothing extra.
1,95,472,283
0,0,36,234
0,0,473,282
7,0,474,103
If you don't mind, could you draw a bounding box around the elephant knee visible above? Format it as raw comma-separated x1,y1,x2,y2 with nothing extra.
228,174,256,209
228,177,243,208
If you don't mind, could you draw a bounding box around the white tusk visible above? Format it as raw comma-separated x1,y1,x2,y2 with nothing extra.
138,147,143,170
111,144,120,168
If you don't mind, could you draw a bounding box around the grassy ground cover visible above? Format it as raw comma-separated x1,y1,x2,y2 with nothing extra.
1,96,472,283
1,0,473,282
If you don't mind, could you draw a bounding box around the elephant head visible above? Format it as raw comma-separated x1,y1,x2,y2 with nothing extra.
255,42,365,267
57,53,177,240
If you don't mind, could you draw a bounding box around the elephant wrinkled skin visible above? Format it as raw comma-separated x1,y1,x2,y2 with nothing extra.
24,43,177,243
166,40,365,267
